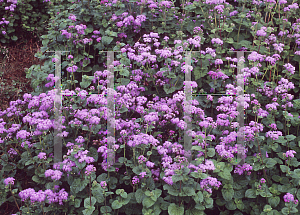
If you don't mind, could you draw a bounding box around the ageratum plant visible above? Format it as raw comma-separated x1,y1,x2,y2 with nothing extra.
1,0,300,214
0,0,51,45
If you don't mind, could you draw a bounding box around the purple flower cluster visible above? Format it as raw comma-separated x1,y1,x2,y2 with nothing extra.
260,178,266,184
3,177,15,186
200,177,221,193
19,188,68,205
285,150,296,158
283,193,294,203
85,164,96,176
132,176,139,185
100,181,107,189
234,164,253,175
45,169,63,181
38,152,47,160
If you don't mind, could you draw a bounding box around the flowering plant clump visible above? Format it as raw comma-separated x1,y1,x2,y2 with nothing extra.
1,0,300,214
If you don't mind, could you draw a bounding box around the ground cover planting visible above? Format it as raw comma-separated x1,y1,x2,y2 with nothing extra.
1,0,300,214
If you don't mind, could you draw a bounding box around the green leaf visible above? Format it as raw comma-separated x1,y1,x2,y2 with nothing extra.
168,203,184,215
120,58,130,66
97,173,107,182
275,136,287,144
25,159,34,166
142,196,155,208
75,159,86,169
120,192,127,199
180,187,196,197
100,206,112,214
82,66,92,73
207,148,215,157
193,67,205,80
239,40,251,47
268,196,280,208
153,189,162,199
32,175,40,183
119,68,130,77
219,169,232,180
163,84,176,94
42,39,49,46
226,37,234,43
245,189,256,198
172,175,183,183
222,189,234,201
120,78,130,85
83,206,95,215
75,198,81,208
195,203,205,210
280,165,290,173
111,200,122,209
116,189,122,195
163,184,180,196
225,200,236,210
84,197,96,208
92,188,105,203
185,208,205,215
74,54,84,63
119,107,128,113
290,207,298,213
102,36,114,45
291,169,300,179
235,199,244,210
11,36,18,41
80,80,92,88
282,207,290,215
266,158,277,168
286,135,296,142
193,191,204,204
71,178,87,194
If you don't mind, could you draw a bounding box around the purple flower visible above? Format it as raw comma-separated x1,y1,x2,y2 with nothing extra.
139,172,147,178
283,63,295,74
229,10,238,16
100,181,107,189
260,178,266,184
138,155,147,164
8,148,17,156
146,161,155,168
162,176,173,185
45,169,63,181
38,152,47,160
85,164,96,176
4,177,15,186
211,38,223,45
68,14,76,21
200,176,221,193
257,29,267,37
19,188,35,202
283,193,294,203
66,65,78,73
132,176,139,185
285,150,296,158
30,190,46,203
215,59,223,65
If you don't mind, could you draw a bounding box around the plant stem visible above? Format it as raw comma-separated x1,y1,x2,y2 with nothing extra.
10,186,20,213
90,177,92,206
